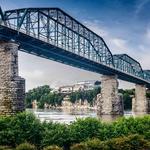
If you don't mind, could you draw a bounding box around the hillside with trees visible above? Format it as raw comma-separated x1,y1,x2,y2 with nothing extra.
25,85,150,110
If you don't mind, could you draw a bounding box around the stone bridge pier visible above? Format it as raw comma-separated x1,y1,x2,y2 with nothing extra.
0,41,25,115
97,75,124,121
132,84,148,116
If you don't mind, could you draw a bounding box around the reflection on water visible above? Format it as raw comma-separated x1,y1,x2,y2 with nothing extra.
27,108,132,124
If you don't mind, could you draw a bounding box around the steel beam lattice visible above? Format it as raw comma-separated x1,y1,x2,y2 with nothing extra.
0,7,150,86
3,8,113,66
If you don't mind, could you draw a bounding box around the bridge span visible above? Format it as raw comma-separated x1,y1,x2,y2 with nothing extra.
0,7,149,120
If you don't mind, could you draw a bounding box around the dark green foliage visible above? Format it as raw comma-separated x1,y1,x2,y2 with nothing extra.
0,112,43,147
110,116,150,139
71,135,150,150
119,89,134,110
123,93,132,110
26,85,147,110
25,85,52,108
146,90,150,99
0,113,150,149
85,139,108,150
38,92,64,108
70,87,100,106
25,85,100,108
107,134,150,150
69,117,103,143
41,122,70,148
16,143,36,150
25,85,65,108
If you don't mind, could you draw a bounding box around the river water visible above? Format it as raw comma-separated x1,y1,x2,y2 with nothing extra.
27,108,132,124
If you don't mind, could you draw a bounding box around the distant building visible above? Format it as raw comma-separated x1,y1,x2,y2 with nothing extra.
58,80,101,94
58,85,73,94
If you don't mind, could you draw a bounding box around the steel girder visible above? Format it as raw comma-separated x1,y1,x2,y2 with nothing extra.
113,54,147,80
0,7,150,84
2,8,114,67
143,70,150,81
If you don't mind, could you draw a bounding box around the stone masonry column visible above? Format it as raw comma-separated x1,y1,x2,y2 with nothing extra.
97,75,124,121
132,84,148,116
0,41,25,115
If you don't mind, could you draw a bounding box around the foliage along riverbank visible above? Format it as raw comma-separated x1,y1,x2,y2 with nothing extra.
25,85,141,110
0,112,150,150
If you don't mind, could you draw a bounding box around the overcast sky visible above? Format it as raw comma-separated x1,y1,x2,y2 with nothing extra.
1,0,150,91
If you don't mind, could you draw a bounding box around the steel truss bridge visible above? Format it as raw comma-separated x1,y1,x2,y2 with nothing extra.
0,7,150,87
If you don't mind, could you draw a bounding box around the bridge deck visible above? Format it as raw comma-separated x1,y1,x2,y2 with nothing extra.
0,7,150,87
0,25,149,87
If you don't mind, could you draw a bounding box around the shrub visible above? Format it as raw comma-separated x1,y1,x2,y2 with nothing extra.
43,145,63,150
41,122,70,148
107,134,150,150
110,116,150,139
16,143,36,150
0,112,43,147
0,112,150,149
71,135,150,150
85,139,108,150
69,117,103,143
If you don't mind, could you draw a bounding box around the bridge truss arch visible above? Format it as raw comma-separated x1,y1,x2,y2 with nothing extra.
2,7,114,67
0,7,150,86
113,54,144,79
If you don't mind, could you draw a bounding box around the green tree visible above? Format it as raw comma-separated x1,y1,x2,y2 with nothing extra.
25,85,51,108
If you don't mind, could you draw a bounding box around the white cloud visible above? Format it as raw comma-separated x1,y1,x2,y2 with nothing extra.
111,38,127,51
84,20,108,37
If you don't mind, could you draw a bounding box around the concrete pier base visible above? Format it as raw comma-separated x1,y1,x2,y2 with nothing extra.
97,75,124,122
132,84,148,116
0,41,25,115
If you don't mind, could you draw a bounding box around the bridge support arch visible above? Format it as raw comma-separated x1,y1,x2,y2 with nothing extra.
97,75,124,121
0,41,25,115
132,84,148,115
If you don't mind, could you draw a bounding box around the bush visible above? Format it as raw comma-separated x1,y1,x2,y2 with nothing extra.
107,134,150,150
69,117,103,143
110,116,150,139
0,112,43,147
41,122,70,148
71,139,108,150
16,143,36,150
71,135,150,150
85,139,108,150
43,145,63,150
0,112,150,149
